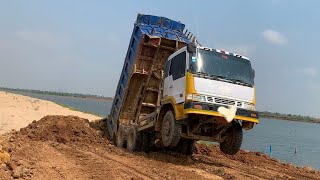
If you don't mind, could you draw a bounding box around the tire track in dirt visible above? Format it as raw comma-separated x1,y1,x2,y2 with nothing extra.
1,115,319,180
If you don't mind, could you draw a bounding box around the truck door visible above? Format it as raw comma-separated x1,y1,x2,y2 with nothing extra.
163,59,172,97
166,51,187,104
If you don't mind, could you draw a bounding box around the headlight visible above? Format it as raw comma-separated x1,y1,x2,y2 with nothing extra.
244,103,255,111
186,94,206,102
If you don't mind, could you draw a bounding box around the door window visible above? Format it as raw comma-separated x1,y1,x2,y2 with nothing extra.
169,52,186,80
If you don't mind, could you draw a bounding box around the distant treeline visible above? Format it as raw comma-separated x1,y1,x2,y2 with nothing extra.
259,111,320,123
0,87,113,101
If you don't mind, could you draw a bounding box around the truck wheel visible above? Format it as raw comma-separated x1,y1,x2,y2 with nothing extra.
179,139,196,156
185,140,196,156
161,111,181,147
140,131,151,152
220,123,243,155
127,126,142,152
116,125,127,148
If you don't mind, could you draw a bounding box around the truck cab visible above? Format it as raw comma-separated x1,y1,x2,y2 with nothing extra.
159,45,259,155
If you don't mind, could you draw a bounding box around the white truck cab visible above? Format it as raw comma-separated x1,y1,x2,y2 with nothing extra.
160,45,259,155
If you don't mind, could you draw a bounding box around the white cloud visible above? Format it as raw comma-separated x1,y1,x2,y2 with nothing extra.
301,67,317,77
261,29,287,45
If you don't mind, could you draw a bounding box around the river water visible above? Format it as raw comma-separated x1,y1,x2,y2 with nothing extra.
11,92,320,169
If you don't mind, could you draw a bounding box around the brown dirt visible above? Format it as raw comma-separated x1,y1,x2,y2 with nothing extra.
0,115,319,180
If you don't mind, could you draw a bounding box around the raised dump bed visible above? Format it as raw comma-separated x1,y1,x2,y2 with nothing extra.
107,14,192,138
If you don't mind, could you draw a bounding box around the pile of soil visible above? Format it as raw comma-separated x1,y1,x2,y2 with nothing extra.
0,115,319,180
18,115,108,146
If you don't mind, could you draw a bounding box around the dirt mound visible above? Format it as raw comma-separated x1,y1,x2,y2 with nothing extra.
17,115,108,146
0,115,319,180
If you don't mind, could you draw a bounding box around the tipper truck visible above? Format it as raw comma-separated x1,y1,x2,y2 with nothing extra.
106,14,259,155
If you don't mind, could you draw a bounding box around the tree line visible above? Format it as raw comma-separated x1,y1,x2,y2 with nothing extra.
259,111,320,123
0,87,113,101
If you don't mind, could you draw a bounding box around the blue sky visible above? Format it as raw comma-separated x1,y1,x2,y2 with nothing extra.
0,0,319,117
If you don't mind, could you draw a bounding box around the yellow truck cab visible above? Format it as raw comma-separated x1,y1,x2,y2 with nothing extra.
159,44,259,155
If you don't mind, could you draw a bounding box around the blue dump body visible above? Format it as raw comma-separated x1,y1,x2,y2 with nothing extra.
107,14,192,138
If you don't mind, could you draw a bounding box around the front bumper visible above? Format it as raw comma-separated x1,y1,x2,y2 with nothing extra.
184,101,259,123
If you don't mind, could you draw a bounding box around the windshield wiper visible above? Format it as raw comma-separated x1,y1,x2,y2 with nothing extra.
210,75,233,82
229,79,252,86
196,71,209,77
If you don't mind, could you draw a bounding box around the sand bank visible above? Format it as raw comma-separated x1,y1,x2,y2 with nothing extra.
0,91,100,134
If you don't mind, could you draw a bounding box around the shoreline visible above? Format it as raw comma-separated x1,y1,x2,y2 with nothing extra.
260,116,320,124
2,88,320,125
0,87,113,102
54,102,104,118
2,88,319,124
0,91,101,135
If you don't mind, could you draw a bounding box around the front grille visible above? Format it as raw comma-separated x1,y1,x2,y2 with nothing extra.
214,97,235,106
200,95,246,109
237,102,243,107
207,96,214,103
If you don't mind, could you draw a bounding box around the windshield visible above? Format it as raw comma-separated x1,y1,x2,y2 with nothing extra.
189,49,254,86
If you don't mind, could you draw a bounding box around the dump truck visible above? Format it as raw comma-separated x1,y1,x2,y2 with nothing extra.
106,14,259,155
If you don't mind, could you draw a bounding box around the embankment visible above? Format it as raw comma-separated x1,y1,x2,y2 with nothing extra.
0,115,319,180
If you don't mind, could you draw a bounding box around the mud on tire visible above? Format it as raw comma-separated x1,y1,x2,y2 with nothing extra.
127,126,142,152
220,122,243,155
177,139,196,156
161,111,181,147
140,131,151,152
116,125,127,148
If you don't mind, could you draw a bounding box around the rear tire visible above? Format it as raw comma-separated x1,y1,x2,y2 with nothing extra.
127,126,142,152
220,123,243,155
179,139,196,156
116,125,127,148
140,131,151,152
161,111,181,147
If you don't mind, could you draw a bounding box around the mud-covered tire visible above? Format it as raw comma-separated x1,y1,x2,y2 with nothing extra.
220,123,243,155
179,139,196,156
161,111,181,147
116,125,127,148
127,126,142,152
140,131,151,152
185,140,196,156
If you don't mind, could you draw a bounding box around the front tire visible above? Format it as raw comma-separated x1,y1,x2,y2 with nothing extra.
220,123,243,155
161,111,181,147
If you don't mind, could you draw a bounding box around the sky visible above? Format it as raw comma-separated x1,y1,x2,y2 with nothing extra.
0,0,319,117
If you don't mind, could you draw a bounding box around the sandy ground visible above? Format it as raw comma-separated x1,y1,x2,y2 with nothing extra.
0,91,100,134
